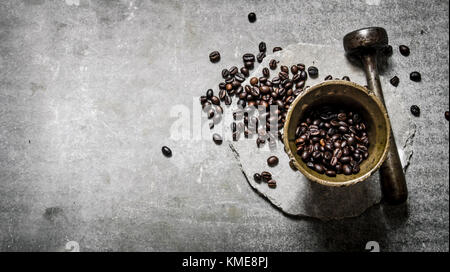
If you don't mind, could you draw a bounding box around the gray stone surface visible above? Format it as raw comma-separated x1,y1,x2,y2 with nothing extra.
0,0,448,251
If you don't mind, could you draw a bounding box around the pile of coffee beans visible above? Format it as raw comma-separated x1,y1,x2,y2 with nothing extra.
294,106,370,176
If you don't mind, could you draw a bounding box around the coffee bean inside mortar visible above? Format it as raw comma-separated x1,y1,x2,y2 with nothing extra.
294,105,370,176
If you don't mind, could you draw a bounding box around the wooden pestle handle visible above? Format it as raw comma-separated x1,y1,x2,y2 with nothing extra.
362,54,408,204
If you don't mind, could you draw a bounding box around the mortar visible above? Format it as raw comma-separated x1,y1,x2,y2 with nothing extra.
283,80,391,187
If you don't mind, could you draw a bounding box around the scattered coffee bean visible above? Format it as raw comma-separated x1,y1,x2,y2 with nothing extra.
206,89,214,98
262,67,270,78
342,76,350,81
243,53,255,62
261,171,272,182
445,111,449,121
410,71,421,82
212,133,223,145
244,61,254,69
307,66,319,78
267,179,277,188
390,76,399,87
248,12,256,23
209,51,220,63
253,173,262,183
259,41,267,53
210,96,220,105
240,67,249,77
273,47,282,53
410,105,420,117
324,75,333,80
256,52,265,63
267,156,279,167
399,45,410,56
269,59,277,70
161,146,172,157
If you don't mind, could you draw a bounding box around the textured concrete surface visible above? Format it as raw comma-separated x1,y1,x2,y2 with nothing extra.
0,0,448,251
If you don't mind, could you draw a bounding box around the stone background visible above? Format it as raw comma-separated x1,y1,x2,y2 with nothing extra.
0,0,448,251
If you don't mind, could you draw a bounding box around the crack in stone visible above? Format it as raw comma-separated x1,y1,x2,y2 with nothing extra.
402,122,416,173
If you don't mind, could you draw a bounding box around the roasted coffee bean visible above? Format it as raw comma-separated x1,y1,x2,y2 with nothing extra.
390,76,399,87
261,171,272,181
307,66,318,78
343,164,352,175
314,164,325,174
268,180,277,188
243,53,255,62
399,45,410,56
325,170,336,177
240,67,249,77
161,146,172,157
352,164,360,174
222,69,230,79
324,75,333,80
210,96,220,105
297,63,306,71
410,71,421,82
257,52,266,63
342,76,350,81
273,47,282,52
410,105,420,117
200,95,208,104
244,61,254,69
235,73,245,82
228,66,238,75
280,65,289,74
299,70,308,80
253,173,262,182
259,41,267,53
337,113,347,121
212,133,223,145
267,156,279,167
250,77,259,86
262,67,270,78
269,59,277,70
224,95,232,105
219,82,226,90
209,51,220,63
290,65,299,75
206,89,214,98
248,12,256,23
446,111,450,121
301,150,310,161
